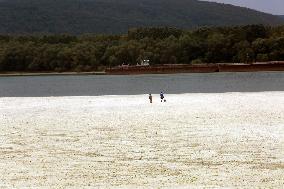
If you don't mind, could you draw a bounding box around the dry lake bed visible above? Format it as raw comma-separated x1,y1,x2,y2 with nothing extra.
0,92,283,188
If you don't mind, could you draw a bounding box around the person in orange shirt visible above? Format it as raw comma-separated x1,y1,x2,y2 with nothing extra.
149,94,153,103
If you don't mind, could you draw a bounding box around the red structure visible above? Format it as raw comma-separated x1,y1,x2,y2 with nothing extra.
106,62,284,75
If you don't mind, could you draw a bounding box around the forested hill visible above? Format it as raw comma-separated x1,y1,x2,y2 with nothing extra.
0,0,283,34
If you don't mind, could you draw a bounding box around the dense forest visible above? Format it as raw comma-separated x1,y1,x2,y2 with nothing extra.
0,0,283,34
0,25,284,72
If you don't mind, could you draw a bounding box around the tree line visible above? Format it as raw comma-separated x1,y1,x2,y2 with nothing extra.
0,25,284,72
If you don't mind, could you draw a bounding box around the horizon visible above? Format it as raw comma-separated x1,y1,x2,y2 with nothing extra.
202,0,284,15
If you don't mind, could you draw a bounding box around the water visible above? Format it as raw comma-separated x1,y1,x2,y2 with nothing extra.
0,72,283,97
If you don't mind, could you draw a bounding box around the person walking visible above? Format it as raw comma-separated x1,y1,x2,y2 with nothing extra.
149,94,153,103
160,91,166,102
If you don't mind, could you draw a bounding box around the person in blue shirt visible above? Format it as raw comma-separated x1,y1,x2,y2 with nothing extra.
160,92,166,102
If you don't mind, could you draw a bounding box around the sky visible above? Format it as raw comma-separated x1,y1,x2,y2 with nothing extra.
202,0,284,15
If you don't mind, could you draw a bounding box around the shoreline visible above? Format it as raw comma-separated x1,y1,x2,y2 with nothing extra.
0,70,283,77
0,70,284,77
0,62,284,76
0,71,106,77
1,91,284,98
106,62,284,75
0,62,284,77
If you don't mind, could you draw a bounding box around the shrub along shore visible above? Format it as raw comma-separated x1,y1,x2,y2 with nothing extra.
0,25,283,73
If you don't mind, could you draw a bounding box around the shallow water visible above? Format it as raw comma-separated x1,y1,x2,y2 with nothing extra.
0,72,283,97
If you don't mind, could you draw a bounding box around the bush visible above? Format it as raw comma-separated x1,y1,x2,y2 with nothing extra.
191,59,203,64
256,54,269,62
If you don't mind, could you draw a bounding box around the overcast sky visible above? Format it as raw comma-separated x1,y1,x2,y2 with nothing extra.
202,0,284,15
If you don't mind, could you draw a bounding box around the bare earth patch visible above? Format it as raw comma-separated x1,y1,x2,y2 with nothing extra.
0,92,283,188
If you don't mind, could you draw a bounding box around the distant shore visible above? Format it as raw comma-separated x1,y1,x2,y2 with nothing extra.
0,71,106,77
1,62,284,76
106,62,284,75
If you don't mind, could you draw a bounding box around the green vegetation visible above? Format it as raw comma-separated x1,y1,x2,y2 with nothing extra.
0,25,284,72
0,0,283,34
